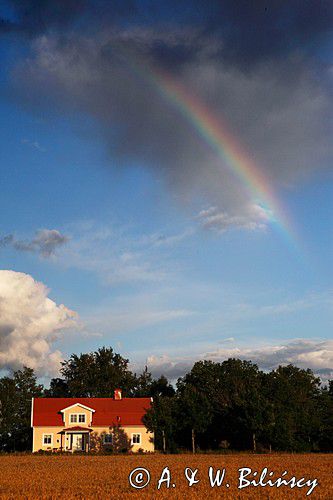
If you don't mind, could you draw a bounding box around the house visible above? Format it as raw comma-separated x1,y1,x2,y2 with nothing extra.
31,389,154,453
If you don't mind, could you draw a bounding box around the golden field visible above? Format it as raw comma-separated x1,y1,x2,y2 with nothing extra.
0,453,332,499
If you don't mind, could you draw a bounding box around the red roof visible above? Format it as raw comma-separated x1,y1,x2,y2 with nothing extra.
61,426,93,432
32,397,151,427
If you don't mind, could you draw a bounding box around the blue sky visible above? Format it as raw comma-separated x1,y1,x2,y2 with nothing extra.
0,1,332,380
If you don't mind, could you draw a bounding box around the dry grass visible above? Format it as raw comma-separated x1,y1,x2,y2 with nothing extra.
0,453,332,499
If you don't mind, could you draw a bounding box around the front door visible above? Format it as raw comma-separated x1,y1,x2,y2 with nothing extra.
72,434,84,451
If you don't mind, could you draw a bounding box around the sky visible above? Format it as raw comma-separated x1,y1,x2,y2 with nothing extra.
0,0,332,382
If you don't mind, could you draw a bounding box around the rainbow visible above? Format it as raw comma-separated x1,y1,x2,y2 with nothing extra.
123,54,299,248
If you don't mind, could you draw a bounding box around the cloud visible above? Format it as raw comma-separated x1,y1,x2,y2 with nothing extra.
205,339,333,372
2,1,332,67
0,0,87,36
0,235,14,248
0,229,69,257
0,270,77,376
221,292,333,325
196,204,271,233
4,221,193,285
219,337,235,343
147,339,333,382
6,9,331,230
203,1,333,67
144,228,195,247
21,138,46,152
146,354,194,381
56,221,192,285
87,305,193,336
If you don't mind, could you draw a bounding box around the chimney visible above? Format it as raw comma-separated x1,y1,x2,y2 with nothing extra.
114,388,122,400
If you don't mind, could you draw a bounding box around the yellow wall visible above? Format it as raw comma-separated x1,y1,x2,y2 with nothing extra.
33,426,64,452
89,426,154,452
62,405,93,427
32,425,154,453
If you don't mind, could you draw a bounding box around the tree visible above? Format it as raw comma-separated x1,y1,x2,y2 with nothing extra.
176,359,268,451
216,359,268,452
176,381,213,453
44,378,70,397
316,381,333,451
144,395,177,453
60,346,137,397
0,367,43,451
133,371,176,398
110,424,133,453
265,365,321,451
0,376,16,451
143,374,176,453
150,375,176,398
133,366,153,397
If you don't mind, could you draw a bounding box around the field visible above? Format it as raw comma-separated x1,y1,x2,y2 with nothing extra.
0,454,332,499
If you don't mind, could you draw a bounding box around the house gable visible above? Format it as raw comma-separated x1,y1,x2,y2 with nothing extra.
61,403,95,427
60,403,96,413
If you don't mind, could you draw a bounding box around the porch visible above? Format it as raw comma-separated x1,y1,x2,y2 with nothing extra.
58,426,93,452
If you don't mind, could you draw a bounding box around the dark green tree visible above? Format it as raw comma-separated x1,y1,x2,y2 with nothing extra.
150,375,175,398
316,381,333,451
0,367,43,451
176,359,268,451
144,395,177,452
60,346,137,397
110,424,133,453
265,365,321,451
44,377,70,397
0,376,16,450
176,381,213,453
323,380,333,448
142,374,176,452
133,366,153,397
217,359,268,451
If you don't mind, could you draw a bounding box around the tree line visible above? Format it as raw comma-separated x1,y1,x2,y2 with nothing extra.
0,346,332,453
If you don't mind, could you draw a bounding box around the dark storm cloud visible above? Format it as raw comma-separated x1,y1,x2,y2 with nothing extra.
0,0,87,36
3,1,333,227
0,229,69,257
16,29,331,181
203,0,333,67
2,1,332,65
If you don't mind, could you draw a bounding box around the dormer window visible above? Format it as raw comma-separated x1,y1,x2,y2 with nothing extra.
70,413,86,424
60,403,95,427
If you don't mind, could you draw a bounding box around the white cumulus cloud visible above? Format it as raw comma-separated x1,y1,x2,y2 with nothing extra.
0,270,77,376
196,203,271,233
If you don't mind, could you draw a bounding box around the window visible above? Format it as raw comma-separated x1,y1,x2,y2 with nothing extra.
103,434,112,444
43,434,52,446
70,413,86,423
131,433,141,445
